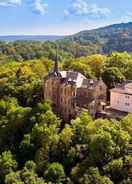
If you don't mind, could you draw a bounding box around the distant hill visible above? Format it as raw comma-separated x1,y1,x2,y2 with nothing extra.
0,35,64,42
1,22,132,54
64,22,132,54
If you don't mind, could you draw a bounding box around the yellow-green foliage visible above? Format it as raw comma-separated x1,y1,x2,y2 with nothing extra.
0,52,131,184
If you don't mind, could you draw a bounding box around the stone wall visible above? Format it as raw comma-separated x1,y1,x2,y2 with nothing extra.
59,83,76,121
44,76,61,111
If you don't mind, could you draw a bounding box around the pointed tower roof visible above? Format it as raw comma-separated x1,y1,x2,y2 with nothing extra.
49,44,61,77
53,45,59,74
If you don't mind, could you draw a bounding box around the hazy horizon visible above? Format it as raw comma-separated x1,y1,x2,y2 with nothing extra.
0,21,131,36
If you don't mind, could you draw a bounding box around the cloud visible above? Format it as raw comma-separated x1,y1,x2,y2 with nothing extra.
65,0,111,19
31,0,48,15
0,0,48,15
0,0,21,7
64,9,70,16
122,12,132,22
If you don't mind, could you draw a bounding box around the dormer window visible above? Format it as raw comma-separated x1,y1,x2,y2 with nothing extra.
90,80,94,85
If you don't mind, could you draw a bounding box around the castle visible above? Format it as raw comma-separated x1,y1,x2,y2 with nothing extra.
43,59,107,121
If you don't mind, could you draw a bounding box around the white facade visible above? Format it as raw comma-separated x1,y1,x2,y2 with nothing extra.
110,83,132,113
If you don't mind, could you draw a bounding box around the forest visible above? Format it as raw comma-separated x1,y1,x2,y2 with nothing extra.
0,40,131,184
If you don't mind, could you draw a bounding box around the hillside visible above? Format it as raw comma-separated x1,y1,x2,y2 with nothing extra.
64,22,132,54
1,22,132,61
1,22,132,54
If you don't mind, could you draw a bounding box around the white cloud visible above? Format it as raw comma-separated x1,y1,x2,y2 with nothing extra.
0,0,21,7
65,0,111,19
0,0,48,15
122,12,132,22
32,0,48,15
64,9,70,16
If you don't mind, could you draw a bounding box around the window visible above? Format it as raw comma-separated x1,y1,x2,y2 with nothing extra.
125,96,130,99
73,91,76,96
125,103,130,106
61,97,63,103
100,86,103,91
64,88,66,96
68,90,70,96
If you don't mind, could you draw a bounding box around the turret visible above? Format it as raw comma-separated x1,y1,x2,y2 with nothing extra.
49,44,61,77
54,45,59,74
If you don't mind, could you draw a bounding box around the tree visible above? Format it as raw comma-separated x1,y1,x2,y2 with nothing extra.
103,156,132,183
106,52,131,71
18,134,35,166
32,119,60,173
44,162,65,183
87,54,106,78
121,114,132,137
5,171,23,184
79,167,113,184
0,98,32,150
71,112,94,144
0,151,18,182
52,125,76,173
69,59,94,78
5,161,46,184
89,130,115,166
102,67,125,89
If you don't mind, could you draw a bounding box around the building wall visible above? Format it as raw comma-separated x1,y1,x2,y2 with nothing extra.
110,91,132,112
59,84,76,121
95,80,107,102
76,88,95,107
44,74,107,121
44,76,61,111
77,88,95,98
77,80,107,114
88,102,97,117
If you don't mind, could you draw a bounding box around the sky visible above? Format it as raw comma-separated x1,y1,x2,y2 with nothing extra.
0,0,132,35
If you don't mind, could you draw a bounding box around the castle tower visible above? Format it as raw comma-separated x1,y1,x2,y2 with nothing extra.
53,45,59,75
44,45,62,111
59,80,77,121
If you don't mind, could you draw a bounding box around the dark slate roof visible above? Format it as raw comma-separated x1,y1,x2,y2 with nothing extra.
60,71,100,88
81,79,98,88
66,71,78,81
47,70,102,89
48,70,62,77
60,71,86,87
60,77,76,86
